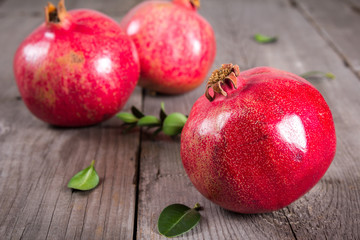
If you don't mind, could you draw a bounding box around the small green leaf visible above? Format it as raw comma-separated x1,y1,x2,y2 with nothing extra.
117,112,138,123
67,160,99,191
117,104,188,136
137,115,161,127
325,72,335,79
300,71,335,80
162,113,187,136
160,102,167,123
131,106,145,118
254,34,277,43
158,203,201,238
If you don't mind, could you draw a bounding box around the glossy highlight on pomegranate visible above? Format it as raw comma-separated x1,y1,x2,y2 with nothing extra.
181,64,336,213
120,0,216,94
13,0,140,126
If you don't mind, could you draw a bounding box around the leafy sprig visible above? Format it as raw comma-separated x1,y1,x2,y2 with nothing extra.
117,103,187,136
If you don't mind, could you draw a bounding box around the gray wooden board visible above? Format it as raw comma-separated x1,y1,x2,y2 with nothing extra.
1,0,360,239
346,0,360,10
294,0,360,78
0,0,142,18
0,0,142,240
137,0,360,239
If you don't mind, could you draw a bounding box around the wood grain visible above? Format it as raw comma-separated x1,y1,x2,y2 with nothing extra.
136,0,360,239
0,96,142,240
1,0,360,239
0,1,142,239
0,0,141,21
294,0,360,78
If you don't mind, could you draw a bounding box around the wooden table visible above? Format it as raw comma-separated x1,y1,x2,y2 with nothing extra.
1,0,359,239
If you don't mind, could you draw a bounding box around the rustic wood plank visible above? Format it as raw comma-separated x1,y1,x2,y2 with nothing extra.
0,0,142,17
345,0,360,10
0,1,142,239
293,0,360,78
136,0,360,239
0,0,47,12
71,0,143,16
0,94,141,240
2,0,360,239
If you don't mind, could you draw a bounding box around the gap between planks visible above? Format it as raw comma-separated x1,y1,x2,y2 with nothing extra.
289,0,360,80
132,88,146,240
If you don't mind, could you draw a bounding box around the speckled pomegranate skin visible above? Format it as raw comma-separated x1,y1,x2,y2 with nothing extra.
120,0,216,94
14,8,139,126
181,67,336,213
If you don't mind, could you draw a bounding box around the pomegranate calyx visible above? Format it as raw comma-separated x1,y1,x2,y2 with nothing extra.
45,0,67,25
205,64,240,102
173,0,200,10
190,0,200,9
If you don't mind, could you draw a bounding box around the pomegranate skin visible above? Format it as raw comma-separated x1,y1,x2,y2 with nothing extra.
120,0,216,94
181,66,336,213
14,7,139,126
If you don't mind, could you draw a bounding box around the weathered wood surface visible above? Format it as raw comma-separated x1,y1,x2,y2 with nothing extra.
0,0,359,239
294,0,360,78
137,0,360,239
0,0,141,239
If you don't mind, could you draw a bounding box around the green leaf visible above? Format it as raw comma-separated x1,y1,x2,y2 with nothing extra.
162,113,187,136
159,102,167,123
254,34,277,43
67,160,99,191
117,112,138,123
325,72,335,79
131,106,145,118
158,203,201,238
299,71,335,80
117,104,188,136
137,115,161,127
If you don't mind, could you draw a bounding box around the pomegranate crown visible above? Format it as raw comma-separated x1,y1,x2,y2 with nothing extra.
173,0,200,9
190,0,200,8
205,64,240,102
45,0,67,25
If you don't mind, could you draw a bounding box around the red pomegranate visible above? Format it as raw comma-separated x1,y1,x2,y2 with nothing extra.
181,64,336,213
120,0,216,94
13,0,139,126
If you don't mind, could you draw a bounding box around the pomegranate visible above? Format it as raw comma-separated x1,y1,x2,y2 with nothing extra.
120,0,216,94
181,64,336,213
13,0,139,126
